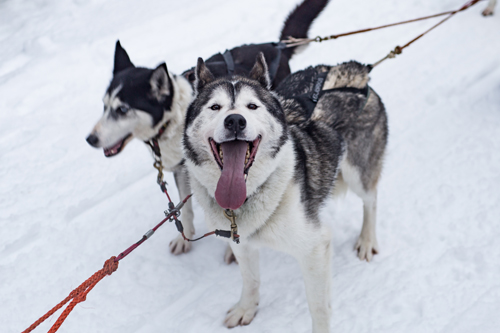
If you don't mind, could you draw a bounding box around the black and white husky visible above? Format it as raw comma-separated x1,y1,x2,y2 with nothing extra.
183,54,388,331
85,0,330,255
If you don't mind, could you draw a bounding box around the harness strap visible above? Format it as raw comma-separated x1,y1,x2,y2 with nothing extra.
222,49,235,76
267,42,286,83
220,42,284,82
293,72,371,120
144,121,169,158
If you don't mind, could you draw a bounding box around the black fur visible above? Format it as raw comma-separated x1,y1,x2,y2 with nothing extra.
280,0,330,59
182,0,330,89
113,41,134,75
107,67,174,126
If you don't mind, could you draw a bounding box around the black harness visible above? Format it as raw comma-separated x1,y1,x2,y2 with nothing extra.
220,42,286,83
292,71,371,120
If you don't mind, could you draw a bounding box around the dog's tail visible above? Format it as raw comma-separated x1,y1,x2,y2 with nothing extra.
279,0,330,59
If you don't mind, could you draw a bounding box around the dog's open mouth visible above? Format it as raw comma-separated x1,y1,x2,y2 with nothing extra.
103,134,132,157
209,136,261,210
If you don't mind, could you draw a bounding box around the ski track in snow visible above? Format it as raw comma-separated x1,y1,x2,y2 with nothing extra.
1,0,499,332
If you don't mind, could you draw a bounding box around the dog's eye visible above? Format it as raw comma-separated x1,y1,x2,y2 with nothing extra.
247,103,258,110
116,106,129,115
210,104,221,111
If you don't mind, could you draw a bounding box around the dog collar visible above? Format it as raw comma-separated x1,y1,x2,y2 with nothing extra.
144,121,169,159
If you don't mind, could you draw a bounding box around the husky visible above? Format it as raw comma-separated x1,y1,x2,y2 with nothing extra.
183,54,388,331
85,0,330,255
482,0,496,16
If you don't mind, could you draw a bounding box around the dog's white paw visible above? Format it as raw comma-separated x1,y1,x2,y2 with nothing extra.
355,237,379,262
224,302,258,328
224,245,237,264
169,234,192,255
483,8,494,16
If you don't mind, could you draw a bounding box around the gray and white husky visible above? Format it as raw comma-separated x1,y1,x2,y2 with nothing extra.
183,54,388,331
85,0,330,256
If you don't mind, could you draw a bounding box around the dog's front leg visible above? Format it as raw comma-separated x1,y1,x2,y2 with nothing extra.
297,239,332,333
483,0,496,16
169,167,195,254
224,243,260,328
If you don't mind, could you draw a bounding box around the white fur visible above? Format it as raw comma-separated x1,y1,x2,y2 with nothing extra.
337,152,380,261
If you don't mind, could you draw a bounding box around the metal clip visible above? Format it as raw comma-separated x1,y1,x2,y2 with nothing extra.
153,160,164,185
164,200,184,221
223,209,240,244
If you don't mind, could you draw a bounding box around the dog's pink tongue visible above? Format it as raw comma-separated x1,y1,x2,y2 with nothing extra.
215,140,247,210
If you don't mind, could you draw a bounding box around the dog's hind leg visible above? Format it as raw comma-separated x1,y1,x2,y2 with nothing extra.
354,189,379,262
224,244,260,328
339,156,380,262
169,167,195,254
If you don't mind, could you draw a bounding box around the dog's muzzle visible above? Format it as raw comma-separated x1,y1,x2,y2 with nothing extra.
86,134,99,147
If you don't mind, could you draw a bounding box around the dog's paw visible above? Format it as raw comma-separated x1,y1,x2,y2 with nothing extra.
169,234,192,255
224,245,237,264
482,8,494,16
355,237,379,262
224,302,258,328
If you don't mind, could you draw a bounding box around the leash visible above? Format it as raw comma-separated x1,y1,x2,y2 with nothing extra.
24,127,241,333
371,0,482,68
22,189,240,333
281,0,483,67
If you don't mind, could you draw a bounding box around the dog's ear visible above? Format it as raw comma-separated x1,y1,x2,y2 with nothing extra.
249,52,271,90
113,40,135,75
195,57,215,93
150,63,172,102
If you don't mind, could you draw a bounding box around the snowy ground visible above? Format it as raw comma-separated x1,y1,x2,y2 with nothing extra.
1,0,500,332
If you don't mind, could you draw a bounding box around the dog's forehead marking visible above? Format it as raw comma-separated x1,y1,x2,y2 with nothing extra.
207,85,234,108
103,85,122,105
231,85,264,110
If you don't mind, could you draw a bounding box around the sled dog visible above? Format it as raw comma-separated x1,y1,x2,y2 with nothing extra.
85,0,330,255
183,54,388,331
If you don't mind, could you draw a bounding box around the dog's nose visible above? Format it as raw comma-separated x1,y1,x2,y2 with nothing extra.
224,114,246,135
86,134,99,147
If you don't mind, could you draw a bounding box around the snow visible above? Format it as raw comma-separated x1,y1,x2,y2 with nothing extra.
1,0,499,332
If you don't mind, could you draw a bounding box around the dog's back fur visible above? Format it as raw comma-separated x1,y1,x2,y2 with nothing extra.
278,61,388,208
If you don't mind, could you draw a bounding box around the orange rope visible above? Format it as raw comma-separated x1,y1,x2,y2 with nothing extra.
22,256,119,333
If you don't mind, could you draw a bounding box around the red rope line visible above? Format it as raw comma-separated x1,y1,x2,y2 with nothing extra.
283,0,483,48
22,257,118,333
371,0,482,67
